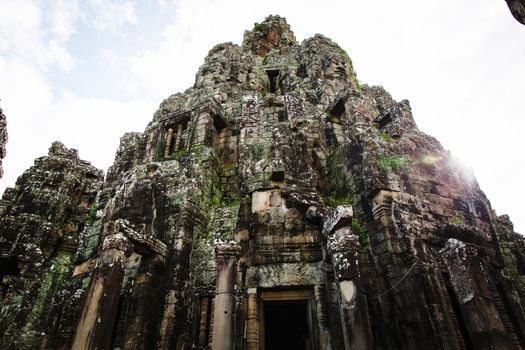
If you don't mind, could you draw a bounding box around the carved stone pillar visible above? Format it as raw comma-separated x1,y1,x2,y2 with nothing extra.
198,297,210,347
323,205,371,350
246,289,259,350
72,232,133,350
211,243,241,350
208,297,215,347
174,124,183,150
164,128,174,158
314,284,333,350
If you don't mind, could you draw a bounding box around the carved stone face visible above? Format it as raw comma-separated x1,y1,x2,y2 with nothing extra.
324,57,350,81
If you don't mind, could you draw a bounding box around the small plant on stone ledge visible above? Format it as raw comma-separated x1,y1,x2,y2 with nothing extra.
80,203,100,224
378,155,407,172
380,132,392,143
451,215,464,225
254,22,267,32
324,196,353,207
352,219,369,247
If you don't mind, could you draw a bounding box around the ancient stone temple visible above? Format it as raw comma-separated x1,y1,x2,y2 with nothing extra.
1,15,524,350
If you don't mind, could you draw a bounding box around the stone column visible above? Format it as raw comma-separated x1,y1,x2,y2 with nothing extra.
323,206,371,350
174,124,183,150
208,297,215,347
72,232,133,350
211,243,240,350
164,128,174,158
246,288,259,350
195,111,212,145
198,297,210,347
314,284,334,349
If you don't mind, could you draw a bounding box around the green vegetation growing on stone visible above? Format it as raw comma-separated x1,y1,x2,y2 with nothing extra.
26,254,73,331
254,22,267,32
80,203,100,225
324,196,353,207
378,155,407,172
325,147,357,207
451,215,464,225
380,132,392,143
338,47,352,65
352,219,369,247
419,154,440,166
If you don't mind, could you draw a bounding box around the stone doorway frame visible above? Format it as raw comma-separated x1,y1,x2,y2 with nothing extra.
258,289,318,350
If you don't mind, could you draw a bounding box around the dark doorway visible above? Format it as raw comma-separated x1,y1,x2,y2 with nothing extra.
264,301,310,350
266,70,280,93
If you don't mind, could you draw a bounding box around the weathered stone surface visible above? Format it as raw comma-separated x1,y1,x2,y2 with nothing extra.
1,14,525,350
0,141,103,349
0,107,6,179
506,0,525,25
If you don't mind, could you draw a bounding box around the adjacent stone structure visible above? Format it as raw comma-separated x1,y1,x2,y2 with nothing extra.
1,15,524,350
506,0,525,25
0,107,6,179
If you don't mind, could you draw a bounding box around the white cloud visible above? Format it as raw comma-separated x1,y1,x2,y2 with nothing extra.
0,0,79,72
83,0,138,33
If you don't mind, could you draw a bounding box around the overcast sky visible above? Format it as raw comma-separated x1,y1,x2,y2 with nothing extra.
0,0,524,232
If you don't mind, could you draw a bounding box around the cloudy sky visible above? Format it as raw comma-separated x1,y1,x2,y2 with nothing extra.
0,0,524,232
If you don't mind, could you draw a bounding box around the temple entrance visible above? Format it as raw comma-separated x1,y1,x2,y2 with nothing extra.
263,300,311,350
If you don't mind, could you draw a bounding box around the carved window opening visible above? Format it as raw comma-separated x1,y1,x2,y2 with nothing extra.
266,70,280,93
164,118,190,158
297,64,307,78
212,114,227,131
0,257,20,296
277,110,287,122
271,171,285,182
329,98,346,124
376,112,391,129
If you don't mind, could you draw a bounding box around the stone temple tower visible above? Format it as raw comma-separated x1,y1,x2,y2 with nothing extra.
1,15,524,350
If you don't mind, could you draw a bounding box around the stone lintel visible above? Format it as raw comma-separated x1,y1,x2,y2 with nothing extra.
322,205,353,236
215,242,241,257
246,262,325,288
115,219,168,257
101,232,133,255
160,98,223,126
